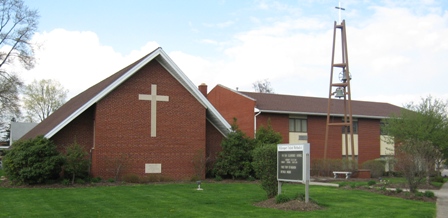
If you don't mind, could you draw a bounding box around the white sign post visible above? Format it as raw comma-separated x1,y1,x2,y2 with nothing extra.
277,143,310,203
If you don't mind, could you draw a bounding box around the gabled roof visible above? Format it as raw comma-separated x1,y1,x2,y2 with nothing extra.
239,91,402,119
22,47,231,140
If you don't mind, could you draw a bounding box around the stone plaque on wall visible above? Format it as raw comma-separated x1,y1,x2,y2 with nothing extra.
145,163,162,173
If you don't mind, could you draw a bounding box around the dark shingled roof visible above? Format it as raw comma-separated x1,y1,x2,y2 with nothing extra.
239,91,402,118
22,48,231,140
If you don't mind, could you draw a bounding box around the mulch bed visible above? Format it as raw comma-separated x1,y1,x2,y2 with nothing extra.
254,198,324,211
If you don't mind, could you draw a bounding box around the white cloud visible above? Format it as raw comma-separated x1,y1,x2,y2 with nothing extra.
16,2,448,108
171,5,448,106
22,29,159,99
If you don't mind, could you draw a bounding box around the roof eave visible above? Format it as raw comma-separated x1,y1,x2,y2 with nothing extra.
258,109,391,119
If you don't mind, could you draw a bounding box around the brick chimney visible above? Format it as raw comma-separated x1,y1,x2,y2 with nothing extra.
198,83,208,97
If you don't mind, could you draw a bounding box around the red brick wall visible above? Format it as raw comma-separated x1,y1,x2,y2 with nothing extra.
307,116,342,160
205,120,225,173
208,86,256,137
51,105,95,155
256,113,289,143
51,60,207,181
358,119,381,165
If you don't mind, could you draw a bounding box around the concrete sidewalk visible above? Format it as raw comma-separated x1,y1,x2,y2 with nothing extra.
434,182,448,218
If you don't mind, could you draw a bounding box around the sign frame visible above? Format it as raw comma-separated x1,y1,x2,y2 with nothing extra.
277,143,310,183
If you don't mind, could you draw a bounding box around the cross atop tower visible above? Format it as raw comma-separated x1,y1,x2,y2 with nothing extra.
335,2,345,24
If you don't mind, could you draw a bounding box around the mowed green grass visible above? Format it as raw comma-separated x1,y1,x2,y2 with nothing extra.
0,181,435,218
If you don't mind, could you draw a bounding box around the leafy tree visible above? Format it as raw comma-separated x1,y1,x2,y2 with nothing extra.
3,136,64,184
382,96,448,188
213,119,254,179
22,79,68,122
64,141,90,185
252,79,274,93
382,96,448,158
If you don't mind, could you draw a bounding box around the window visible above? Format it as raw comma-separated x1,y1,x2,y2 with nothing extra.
289,118,307,132
341,121,358,134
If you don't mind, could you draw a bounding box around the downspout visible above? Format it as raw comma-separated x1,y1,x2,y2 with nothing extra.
254,108,261,138
89,119,96,175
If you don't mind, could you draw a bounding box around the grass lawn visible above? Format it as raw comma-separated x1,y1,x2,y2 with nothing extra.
0,181,435,218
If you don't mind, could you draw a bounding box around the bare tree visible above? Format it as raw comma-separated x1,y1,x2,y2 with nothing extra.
252,79,274,93
0,0,39,71
0,73,21,129
0,0,38,129
22,79,68,122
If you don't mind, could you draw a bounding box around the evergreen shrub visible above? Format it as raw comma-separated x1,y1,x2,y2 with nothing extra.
3,136,64,185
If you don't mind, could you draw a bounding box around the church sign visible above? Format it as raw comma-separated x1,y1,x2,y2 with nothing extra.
277,143,310,183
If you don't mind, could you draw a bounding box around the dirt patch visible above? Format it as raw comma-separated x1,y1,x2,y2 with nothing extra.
254,198,324,211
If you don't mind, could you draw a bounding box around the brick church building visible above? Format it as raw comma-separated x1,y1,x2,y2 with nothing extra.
206,84,402,166
21,47,403,180
22,48,231,181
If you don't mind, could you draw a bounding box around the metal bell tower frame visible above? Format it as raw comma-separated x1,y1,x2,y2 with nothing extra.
324,19,355,162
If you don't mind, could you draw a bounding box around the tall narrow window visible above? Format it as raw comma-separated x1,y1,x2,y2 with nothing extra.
341,121,358,134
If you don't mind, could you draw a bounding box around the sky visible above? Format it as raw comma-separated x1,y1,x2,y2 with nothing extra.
10,0,448,107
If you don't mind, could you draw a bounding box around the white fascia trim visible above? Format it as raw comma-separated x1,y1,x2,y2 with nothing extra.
206,117,229,138
45,48,163,138
259,110,390,119
157,50,231,134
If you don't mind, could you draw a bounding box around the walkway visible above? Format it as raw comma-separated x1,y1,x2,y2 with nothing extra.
434,182,448,218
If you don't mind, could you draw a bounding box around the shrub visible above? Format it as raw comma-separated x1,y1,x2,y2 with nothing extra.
311,158,357,177
107,178,115,183
252,144,278,198
424,191,435,198
414,192,424,197
254,120,282,148
213,120,254,179
61,179,70,186
431,175,444,183
3,136,65,185
122,174,140,183
275,194,291,204
367,180,376,186
63,141,90,185
214,175,222,181
396,188,403,193
75,178,86,184
294,193,306,201
361,160,385,178
91,177,102,183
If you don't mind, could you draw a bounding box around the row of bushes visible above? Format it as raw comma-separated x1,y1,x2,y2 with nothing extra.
2,136,90,185
311,158,387,178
